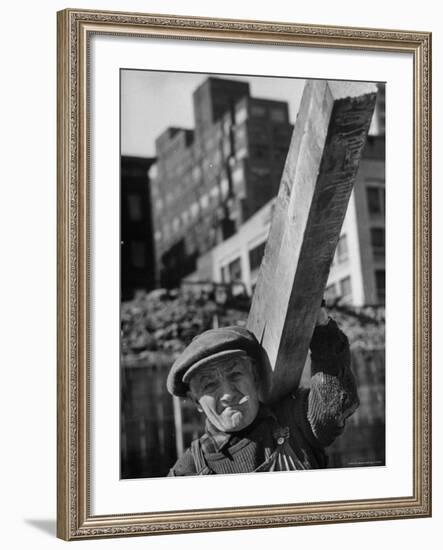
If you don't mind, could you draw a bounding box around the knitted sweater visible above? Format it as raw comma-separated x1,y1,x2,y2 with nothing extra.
168,319,358,476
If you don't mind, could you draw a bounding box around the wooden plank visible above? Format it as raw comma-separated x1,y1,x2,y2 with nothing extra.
247,80,377,403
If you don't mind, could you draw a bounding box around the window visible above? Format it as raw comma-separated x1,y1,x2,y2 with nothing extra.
235,126,247,156
251,167,270,178
200,193,209,209
370,227,385,259
236,146,247,160
235,124,246,143
220,265,229,283
250,126,269,144
366,186,385,215
336,234,349,263
270,107,286,123
192,165,201,183
213,149,221,166
232,165,244,186
228,257,242,282
251,145,268,160
251,104,266,117
249,242,266,271
375,269,385,304
235,105,247,125
127,193,143,221
181,210,189,226
131,241,146,268
163,223,170,240
273,147,289,161
190,202,199,218
202,157,212,174
183,173,192,189
223,138,231,158
339,276,352,303
205,135,215,152
220,177,229,198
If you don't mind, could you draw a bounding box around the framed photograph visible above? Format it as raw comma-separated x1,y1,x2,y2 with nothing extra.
57,8,431,540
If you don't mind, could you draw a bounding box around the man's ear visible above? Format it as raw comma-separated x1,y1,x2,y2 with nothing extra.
186,390,203,413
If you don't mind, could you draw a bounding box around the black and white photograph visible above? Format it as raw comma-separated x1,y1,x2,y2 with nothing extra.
120,70,386,479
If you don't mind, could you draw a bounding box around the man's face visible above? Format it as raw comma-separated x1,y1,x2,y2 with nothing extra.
188,355,260,433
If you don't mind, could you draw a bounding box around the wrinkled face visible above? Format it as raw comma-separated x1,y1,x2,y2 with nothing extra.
188,355,260,433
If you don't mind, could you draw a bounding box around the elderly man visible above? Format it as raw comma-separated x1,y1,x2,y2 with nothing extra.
166,307,359,475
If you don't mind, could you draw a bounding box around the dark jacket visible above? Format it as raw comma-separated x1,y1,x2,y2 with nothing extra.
168,319,359,476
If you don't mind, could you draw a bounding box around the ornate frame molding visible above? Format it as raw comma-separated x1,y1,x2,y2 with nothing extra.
57,8,431,540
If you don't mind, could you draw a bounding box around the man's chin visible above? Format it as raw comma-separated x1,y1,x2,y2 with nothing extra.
215,410,236,427
222,410,252,432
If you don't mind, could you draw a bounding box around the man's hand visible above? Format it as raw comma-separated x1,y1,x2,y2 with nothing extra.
315,306,329,327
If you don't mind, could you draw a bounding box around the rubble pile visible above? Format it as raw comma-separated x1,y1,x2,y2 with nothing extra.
121,289,385,364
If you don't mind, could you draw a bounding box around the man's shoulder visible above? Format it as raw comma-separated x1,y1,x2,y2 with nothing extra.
270,388,310,424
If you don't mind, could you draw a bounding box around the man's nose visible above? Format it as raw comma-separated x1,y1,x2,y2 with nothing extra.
218,378,239,402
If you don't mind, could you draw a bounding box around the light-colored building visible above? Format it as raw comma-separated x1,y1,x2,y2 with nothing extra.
325,136,385,306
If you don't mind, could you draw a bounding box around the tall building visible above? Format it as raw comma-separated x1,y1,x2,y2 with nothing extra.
150,77,293,287
121,155,157,300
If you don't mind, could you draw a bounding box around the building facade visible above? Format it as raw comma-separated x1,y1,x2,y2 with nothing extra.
150,77,293,288
121,155,157,300
325,135,385,306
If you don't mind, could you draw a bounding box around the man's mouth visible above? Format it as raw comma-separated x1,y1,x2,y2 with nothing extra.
223,396,249,411
231,395,249,406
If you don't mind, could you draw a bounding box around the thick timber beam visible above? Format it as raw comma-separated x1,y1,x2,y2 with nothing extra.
247,80,377,403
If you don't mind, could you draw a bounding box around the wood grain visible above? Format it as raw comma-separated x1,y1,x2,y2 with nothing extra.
247,80,377,403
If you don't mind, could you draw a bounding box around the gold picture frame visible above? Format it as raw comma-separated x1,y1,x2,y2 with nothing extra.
57,8,431,540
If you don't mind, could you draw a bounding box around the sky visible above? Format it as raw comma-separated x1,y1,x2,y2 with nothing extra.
121,70,306,157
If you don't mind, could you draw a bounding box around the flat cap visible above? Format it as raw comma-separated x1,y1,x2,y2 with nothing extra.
166,326,262,397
